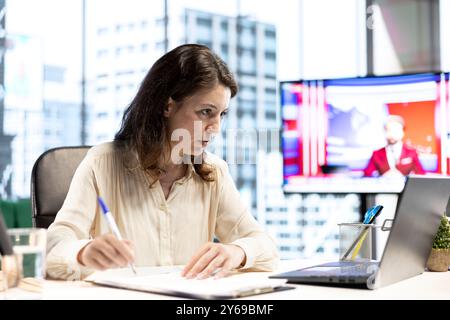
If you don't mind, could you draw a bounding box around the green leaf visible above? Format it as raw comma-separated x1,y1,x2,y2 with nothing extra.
432,214,450,249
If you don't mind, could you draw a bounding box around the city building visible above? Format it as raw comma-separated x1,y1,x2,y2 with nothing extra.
3,35,81,198
0,0,13,199
3,0,82,199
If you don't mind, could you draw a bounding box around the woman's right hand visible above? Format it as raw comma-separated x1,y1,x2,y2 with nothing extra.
77,234,135,270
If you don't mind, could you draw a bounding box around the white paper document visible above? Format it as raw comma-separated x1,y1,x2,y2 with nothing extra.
85,266,289,299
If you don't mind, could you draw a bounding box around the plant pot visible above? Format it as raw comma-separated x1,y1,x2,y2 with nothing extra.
426,248,450,272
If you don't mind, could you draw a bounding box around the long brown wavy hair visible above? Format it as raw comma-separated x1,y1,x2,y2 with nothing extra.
115,44,238,181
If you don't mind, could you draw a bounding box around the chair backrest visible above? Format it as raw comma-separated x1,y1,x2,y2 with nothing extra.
31,146,91,228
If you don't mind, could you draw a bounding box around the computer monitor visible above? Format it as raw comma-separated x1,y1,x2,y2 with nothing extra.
281,72,450,193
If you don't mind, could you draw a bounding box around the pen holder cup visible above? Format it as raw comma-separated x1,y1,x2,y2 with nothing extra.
0,228,47,299
338,220,392,262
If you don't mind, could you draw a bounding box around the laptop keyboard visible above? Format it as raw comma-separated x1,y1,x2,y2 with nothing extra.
297,261,379,278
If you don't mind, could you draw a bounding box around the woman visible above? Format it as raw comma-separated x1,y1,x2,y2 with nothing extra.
46,44,279,280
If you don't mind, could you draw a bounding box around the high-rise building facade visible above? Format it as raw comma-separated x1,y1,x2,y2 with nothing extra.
0,0,13,199
4,0,82,199
4,45,81,198
3,34,44,199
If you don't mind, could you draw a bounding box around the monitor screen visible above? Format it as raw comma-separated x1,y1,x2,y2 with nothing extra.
281,72,450,193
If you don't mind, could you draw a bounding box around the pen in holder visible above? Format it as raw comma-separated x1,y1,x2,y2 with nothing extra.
339,220,392,262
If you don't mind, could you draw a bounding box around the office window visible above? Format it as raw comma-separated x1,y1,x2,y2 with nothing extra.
220,44,229,63
237,107,256,119
97,27,108,35
238,49,256,74
3,1,359,264
44,65,65,83
155,41,165,51
238,21,256,49
264,29,276,52
196,26,212,43
265,51,276,61
265,87,276,96
265,28,275,39
220,20,228,43
264,52,276,78
97,49,108,58
97,134,109,141
264,39,276,53
240,85,256,100
240,164,255,180
265,110,276,119
238,112,255,129
196,16,212,28
115,70,134,76
265,65,276,78
264,88,276,109
197,40,212,49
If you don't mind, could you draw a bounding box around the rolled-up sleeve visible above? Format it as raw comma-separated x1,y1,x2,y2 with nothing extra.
214,161,279,271
46,153,98,280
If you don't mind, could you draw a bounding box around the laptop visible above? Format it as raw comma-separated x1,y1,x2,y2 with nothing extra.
270,175,450,289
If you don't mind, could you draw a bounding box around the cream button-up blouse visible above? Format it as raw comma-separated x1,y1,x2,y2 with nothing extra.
46,142,279,280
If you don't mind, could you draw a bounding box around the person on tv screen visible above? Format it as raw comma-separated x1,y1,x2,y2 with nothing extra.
363,115,425,177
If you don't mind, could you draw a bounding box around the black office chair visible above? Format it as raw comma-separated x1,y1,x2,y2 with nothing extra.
31,146,91,228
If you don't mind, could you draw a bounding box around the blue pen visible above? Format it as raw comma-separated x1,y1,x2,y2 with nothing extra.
363,205,383,224
98,196,137,275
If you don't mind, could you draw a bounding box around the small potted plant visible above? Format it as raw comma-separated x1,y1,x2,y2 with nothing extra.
426,214,450,272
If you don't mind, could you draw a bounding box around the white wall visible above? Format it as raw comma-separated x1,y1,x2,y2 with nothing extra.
372,0,440,75
298,0,364,79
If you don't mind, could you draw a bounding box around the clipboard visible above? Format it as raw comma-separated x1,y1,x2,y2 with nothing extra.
85,266,294,299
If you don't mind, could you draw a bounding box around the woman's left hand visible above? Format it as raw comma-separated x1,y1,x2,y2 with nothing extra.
181,242,246,279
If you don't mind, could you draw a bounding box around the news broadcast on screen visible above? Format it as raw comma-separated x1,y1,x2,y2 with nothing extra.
281,73,450,193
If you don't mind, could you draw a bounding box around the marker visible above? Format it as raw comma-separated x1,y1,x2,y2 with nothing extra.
98,196,137,275
341,205,384,261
